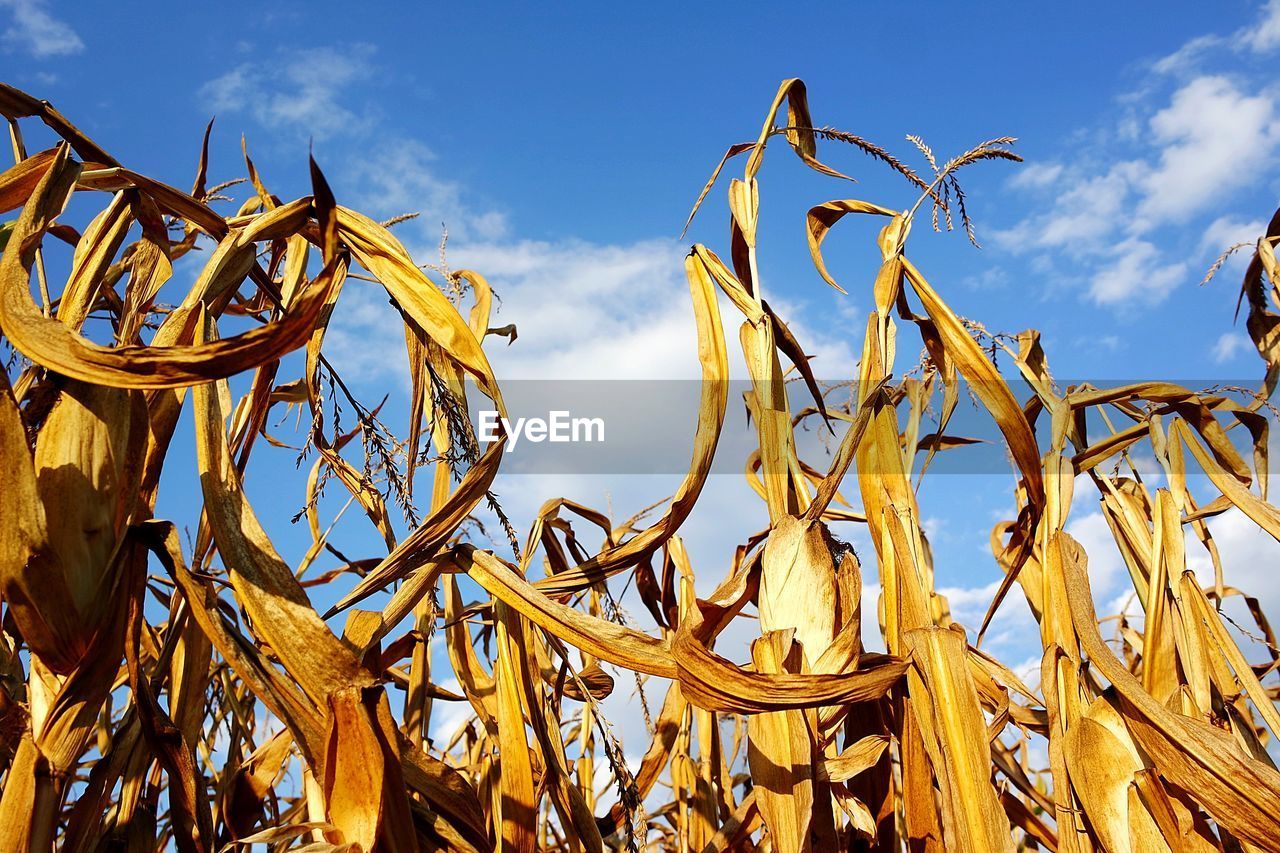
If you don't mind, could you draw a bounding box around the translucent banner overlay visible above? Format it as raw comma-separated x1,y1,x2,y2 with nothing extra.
446,379,1273,474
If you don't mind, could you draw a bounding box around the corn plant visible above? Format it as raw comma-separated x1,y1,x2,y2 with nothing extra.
1,77,1280,851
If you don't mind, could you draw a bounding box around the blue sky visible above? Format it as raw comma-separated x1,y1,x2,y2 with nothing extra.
7,0,1280,740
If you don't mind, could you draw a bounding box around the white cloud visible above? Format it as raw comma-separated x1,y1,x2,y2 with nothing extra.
1001,72,1279,306
1202,214,1265,279
930,473,1280,669
1202,215,1265,253
1184,507,1280,641
342,138,509,243
1088,238,1186,305
937,579,1001,614
448,238,699,381
1065,510,1128,596
1152,34,1223,76
1155,1,1280,73
962,267,1009,291
324,238,707,384
1104,588,1143,623
1045,167,1139,246
317,283,411,385
1135,76,1280,228
1062,489,1280,661
433,237,855,382
1008,162,1064,190
1211,330,1250,363
1241,0,1280,53
202,49,508,247
1096,334,1123,351
998,7,1280,309
996,162,1138,252
0,0,82,57
200,44,376,140
1009,655,1044,691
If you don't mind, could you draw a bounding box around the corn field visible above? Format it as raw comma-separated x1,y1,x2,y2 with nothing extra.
2,75,1280,851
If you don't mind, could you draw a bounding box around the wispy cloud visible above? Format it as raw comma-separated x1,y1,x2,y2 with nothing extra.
1006,162,1062,190
342,138,509,243
1151,34,1223,76
1201,214,1265,282
202,43,860,388
327,233,857,386
200,44,377,140
448,238,699,381
321,238,694,385
1088,238,1187,305
1201,214,1266,252
1153,0,1280,74
1240,0,1280,53
459,239,854,383
202,46,507,247
0,0,83,58
997,8,1280,308
1000,163,1138,252
1210,330,1251,363
1134,75,1280,228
